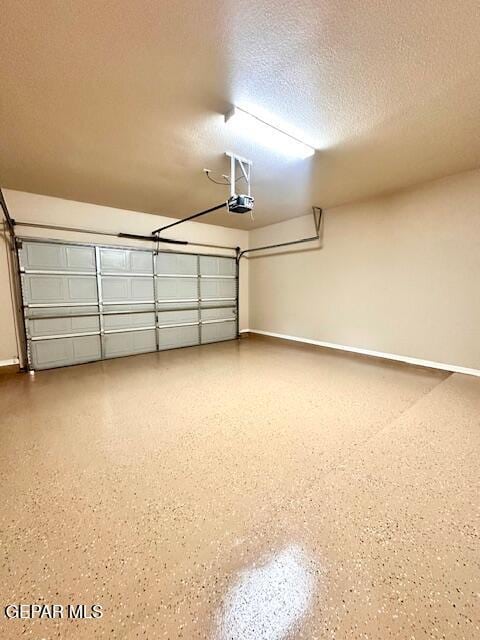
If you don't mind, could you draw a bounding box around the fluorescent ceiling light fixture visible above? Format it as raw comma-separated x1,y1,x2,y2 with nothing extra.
225,106,315,159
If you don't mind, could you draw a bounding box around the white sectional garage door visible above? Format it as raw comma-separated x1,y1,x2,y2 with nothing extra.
19,239,238,370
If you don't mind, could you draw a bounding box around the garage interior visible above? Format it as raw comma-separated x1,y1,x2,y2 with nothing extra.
1,2,479,639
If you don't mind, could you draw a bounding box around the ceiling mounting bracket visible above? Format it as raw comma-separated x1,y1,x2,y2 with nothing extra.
225,152,252,198
225,152,254,214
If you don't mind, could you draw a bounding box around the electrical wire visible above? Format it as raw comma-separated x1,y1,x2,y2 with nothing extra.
204,170,244,186
205,172,229,186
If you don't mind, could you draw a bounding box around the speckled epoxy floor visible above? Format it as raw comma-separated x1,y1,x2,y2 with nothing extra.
1,335,479,639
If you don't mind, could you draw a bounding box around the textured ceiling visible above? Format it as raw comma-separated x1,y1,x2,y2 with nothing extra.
1,1,480,230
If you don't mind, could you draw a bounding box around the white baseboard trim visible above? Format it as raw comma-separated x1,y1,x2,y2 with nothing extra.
241,329,480,378
0,358,19,367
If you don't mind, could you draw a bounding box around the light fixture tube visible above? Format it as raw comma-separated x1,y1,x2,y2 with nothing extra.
225,106,315,159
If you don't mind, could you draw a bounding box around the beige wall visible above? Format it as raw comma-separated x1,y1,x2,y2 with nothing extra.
249,169,480,370
0,190,249,362
2,169,480,370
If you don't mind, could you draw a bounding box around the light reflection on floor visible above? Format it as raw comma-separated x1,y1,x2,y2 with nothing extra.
217,545,316,640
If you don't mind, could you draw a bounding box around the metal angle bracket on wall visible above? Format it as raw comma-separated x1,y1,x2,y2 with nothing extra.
236,205,323,262
312,205,322,236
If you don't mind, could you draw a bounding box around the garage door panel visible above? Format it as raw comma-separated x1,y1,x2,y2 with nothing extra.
65,246,96,271
20,242,96,272
29,315,100,338
31,335,101,369
200,307,236,322
99,248,153,274
199,256,235,277
156,277,198,302
67,277,98,301
158,326,199,350
101,276,154,303
26,306,99,319
104,330,156,358
200,300,234,309
156,301,198,312
22,274,98,305
157,309,198,326
156,252,197,275
19,241,238,369
103,312,155,331
200,278,236,301
201,321,236,344
102,303,154,314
